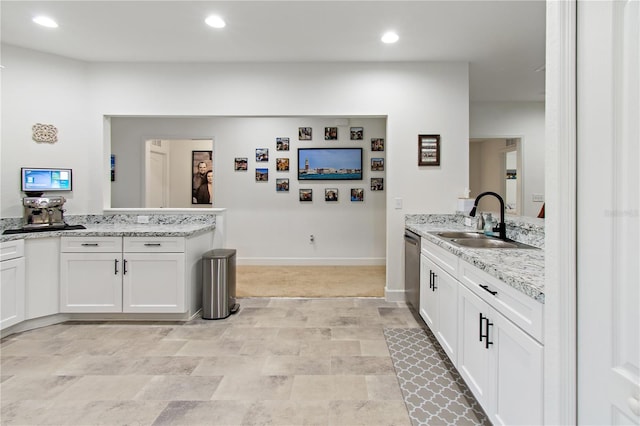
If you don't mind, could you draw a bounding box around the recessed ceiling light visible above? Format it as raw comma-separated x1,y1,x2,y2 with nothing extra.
205,15,226,29
381,31,399,44
33,16,58,28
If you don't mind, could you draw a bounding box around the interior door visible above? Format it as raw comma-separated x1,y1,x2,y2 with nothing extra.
577,0,640,423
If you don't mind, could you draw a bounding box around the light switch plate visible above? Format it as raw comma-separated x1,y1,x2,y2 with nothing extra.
394,198,403,209
532,193,545,202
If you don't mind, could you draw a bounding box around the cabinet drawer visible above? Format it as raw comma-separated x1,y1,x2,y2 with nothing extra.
124,237,185,253
61,237,122,253
1,240,24,262
421,238,458,277
458,260,543,343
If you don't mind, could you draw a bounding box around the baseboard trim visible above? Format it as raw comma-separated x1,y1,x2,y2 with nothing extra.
237,257,386,266
385,287,406,302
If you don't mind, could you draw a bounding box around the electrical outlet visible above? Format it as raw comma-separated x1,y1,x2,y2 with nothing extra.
532,193,545,202
137,215,150,224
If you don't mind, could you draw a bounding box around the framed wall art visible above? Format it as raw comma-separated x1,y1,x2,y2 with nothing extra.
350,188,364,202
371,138,384,151
297,148,363,180
324,127,338,140
299,127,312,140
255,168,268,182
371,158,384,171
276,137,290,151
234,157,248,171
276,158,290,171
276,178,289,192
325,188,338,202
299,189,313,202
192,150,213,204
418,134,440,166
350,127,363,140
256,148,269,162
371,177,384,191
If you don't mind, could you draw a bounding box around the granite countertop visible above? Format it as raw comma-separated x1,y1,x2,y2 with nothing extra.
406,222,545,304
1,223,216,243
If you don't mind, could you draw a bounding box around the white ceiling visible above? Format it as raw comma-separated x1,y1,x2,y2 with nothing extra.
0,1,546,102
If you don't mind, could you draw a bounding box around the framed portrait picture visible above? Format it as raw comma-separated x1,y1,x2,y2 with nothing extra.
192,150,213,204
299,127,312,140
371,138,385,152
351,188,364,202
276,158,290,171
255,168,268,182
371,158,384,171
371,177,384,191
234,157,248,171
256,148,269,162
276,137,290,151
418,134,440,166
325,188,338,202
276,178,289,192
299,188,313,202
324,127,338,140
350,127,363,140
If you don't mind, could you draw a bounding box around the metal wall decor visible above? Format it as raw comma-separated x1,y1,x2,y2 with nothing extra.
32,123,58,143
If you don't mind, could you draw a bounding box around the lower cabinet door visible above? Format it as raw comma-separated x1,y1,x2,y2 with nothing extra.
420,255,438,329
122,253,185,313
491,310,544,426
60,253,122,313
1,257,25,330
457,283,492,408
434,266,458,363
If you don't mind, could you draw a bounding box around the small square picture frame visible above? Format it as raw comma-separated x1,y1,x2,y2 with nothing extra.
256,148,269,162
371,158,384,171
234,157,248,171
299,127,312,140
255,168,269,182
324,127,338,140
276,178,289,192
325,188,338,202
350,127,364,140
299,188,313,202
276,158,290,172
276,137,290,151
371,177,384,191
371,138,385,152
350,188,364,202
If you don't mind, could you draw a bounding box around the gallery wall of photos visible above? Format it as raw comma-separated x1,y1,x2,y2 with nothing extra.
233,125,386,203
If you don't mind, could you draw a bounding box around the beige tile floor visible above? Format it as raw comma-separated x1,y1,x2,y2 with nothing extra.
1,298,422,425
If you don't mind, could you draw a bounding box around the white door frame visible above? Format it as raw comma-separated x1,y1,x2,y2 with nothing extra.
544,1,577,424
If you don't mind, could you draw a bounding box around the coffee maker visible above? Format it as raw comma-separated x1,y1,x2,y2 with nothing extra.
22,195,67,230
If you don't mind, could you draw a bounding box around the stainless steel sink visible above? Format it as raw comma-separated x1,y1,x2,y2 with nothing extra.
450,238,522,249
436,231,488,239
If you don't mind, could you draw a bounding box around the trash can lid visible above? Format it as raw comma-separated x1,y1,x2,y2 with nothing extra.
202,248,236,259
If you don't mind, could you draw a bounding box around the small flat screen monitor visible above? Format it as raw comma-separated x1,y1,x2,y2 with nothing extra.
21,168,72,193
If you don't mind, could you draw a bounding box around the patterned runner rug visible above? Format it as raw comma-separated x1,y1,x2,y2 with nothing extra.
384,327,491,426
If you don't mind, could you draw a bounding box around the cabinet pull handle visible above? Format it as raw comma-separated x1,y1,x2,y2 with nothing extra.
144,243,161,247
114,259,119,274
429,270,433,290
123,259,128,275
81,243,99,247
479,313,485,343
432,272,438,291
485,318,494,349
480,284,498,296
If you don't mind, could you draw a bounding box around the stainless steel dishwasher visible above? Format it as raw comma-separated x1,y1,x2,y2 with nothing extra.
404,229,421,313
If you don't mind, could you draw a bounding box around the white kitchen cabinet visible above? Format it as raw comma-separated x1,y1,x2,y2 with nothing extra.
1,240,25,330
420,253,458,362
457,281,543,425
24,237,60,319
60,236,187,314
60,237,123,313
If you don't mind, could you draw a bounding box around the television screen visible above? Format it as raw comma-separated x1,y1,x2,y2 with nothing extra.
298,148,363,180
21,168,72,192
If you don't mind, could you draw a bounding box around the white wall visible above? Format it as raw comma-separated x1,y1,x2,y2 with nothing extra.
470,102,545,217
1,45,470,299
110,116,387,265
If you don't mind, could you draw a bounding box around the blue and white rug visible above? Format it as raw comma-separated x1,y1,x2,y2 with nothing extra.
384,327,491,426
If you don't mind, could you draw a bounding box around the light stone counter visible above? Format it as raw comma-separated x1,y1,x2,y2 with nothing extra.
406,214,545,304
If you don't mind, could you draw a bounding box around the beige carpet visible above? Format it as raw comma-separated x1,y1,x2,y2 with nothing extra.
236,265,386,297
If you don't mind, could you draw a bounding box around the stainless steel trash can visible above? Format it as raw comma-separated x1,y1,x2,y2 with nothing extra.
202,249,239,320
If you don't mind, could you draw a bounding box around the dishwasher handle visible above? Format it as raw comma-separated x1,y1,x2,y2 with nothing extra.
404,231,421,246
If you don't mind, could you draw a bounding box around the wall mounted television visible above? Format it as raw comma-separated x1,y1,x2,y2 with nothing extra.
21,167,73,193
298,148,363,181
